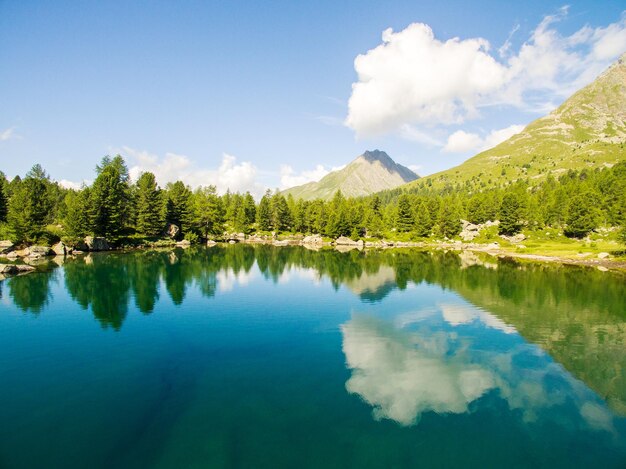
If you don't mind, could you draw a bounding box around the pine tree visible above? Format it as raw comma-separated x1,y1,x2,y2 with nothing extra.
271,193,291,232
64,188,92,238
165,181,194,235
414,202,432,237
564,193,599,238
256,190,272,231
7,165,53,242
396,194,414,232
243,192,256,227
90,165,125,238
0,176,7,223
135,172,163,236
437,202,461,238
194,185,223,237
499,192,524,235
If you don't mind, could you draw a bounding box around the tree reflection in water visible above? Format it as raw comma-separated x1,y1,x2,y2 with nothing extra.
1,245,625,414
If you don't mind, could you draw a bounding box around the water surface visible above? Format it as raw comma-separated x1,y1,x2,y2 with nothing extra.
1,246,625,468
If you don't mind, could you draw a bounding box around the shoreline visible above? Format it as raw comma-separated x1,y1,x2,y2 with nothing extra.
1,237,625,280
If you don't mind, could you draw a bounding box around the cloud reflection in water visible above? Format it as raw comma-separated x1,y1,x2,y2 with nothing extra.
342,302,616,432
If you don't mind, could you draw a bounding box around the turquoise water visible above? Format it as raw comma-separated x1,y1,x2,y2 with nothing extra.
1,246,625,468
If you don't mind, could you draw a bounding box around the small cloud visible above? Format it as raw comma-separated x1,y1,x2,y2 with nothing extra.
0,127,20,141
442,130,484,153
499,24,520,58
443,124,524,153
58,179,91,190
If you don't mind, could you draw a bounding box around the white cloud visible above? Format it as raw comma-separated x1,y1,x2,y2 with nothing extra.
346,23,507,137
0,127,19,141
443,124,524,153
442,130,484,153
346,11,626,137
58,179,91,190
279,163,345,190
122,147,264,197
482,124,525,149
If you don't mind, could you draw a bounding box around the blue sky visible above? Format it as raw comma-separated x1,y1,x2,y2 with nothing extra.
1,1,625,195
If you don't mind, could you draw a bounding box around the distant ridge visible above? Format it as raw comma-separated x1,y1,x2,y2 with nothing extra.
404,52,626,190
282,150,418,200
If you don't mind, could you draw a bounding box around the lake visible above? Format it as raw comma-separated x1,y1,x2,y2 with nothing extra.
1,245,625,468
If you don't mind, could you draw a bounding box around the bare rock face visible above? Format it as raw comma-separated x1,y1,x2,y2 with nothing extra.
175,240,191,248
598,252,611,259
165,223,180,239
0,240,14,255
84,236,110,251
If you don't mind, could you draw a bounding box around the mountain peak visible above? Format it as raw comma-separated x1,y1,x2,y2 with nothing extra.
282,150,419,200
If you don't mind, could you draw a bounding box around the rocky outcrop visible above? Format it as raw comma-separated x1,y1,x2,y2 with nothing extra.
84,236,110,251
176,240,191,248
17,246,53,258
52,242,69,256
459,220,500,242
0,240,14,255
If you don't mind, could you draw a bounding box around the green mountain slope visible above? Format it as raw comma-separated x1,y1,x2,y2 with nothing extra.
282,150,418,200
407,53,626,190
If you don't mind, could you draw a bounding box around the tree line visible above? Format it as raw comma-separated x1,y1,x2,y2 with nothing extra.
0,155,625,246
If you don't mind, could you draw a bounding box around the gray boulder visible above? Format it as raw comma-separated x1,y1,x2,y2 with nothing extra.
84,236,110,251
302,234,323,245
335,236,359,246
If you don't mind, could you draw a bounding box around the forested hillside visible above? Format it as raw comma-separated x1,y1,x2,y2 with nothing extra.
0,154,624,248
